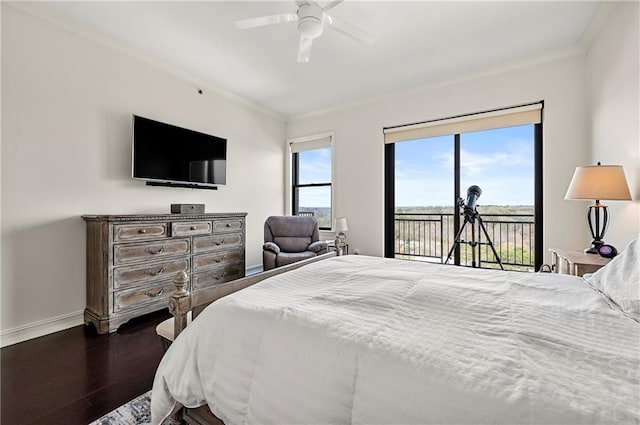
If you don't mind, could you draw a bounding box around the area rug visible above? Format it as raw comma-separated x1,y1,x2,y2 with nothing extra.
89,391,172,425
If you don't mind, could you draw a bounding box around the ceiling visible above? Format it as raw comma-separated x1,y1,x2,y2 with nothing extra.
27,1,601,119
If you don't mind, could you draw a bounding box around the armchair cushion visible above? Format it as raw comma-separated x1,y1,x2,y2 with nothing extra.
273,236,312,253
276,251,317,268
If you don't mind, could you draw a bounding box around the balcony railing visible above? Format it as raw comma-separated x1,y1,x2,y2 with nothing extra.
395,213,535,271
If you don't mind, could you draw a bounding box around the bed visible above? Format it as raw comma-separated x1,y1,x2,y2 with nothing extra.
151,237,640,425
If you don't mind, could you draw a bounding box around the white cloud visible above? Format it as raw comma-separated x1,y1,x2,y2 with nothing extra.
299,148,331,183
396,176,453,206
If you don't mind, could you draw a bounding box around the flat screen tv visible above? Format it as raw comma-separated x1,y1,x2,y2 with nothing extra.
132,115,227,189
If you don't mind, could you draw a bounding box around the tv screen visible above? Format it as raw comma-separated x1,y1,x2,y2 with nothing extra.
132,115,227,188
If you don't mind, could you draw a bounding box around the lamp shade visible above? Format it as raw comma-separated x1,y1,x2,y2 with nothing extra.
565,164,631,201
334,217,348,232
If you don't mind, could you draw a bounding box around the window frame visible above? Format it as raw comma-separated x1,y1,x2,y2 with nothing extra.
287,132,335,231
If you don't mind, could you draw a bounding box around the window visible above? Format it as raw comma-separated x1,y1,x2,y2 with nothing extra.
290,134,333,230
384,103,543,271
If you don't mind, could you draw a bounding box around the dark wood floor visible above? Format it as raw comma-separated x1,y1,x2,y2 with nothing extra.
1,309,172,425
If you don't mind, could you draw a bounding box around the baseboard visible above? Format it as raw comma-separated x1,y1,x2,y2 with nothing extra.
2,268,263,347
246,264,263,276
0,310,85,347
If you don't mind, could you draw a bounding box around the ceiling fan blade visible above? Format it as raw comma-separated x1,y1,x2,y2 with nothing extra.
323,0,343,12
297,36,314,62
326,14,378,46
235,13,297,30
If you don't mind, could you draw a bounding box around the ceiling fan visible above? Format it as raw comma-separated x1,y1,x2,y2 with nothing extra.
234,0,378,63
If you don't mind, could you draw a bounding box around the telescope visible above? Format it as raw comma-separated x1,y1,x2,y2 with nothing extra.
446,184,503,270
461,185,482,216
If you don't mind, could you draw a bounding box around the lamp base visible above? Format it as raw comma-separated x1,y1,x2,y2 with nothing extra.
585,239,604,255
584,203,608,255
335,232,347,256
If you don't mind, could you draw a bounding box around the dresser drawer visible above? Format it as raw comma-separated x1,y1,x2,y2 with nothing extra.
114,281,176,312
193,233,243,253
212,219,244,233
113,239,190,265
113,258,190,289
171,221,212,237
193,249,243,272
192,263,244,290
114,223,167,242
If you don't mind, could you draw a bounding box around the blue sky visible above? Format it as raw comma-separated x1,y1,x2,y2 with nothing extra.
395,125,535,207
296,125,535,209
297,147,332,208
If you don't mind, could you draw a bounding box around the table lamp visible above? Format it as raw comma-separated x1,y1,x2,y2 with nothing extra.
334,217,348,255
564,162,631,253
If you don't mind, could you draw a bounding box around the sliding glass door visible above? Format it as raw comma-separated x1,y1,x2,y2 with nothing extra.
385,104,542,271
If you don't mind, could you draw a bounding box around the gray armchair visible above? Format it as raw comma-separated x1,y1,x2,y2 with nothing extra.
263,216,328,271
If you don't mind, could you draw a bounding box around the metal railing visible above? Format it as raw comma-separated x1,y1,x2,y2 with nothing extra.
394,212,535,271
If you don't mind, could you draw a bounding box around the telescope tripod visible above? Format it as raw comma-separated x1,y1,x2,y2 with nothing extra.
445,210,504,270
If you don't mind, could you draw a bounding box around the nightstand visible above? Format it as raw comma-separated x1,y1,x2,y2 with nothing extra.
325,241,349,255
549,248,611,277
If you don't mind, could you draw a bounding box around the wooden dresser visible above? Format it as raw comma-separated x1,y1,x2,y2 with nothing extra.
82,212,246,333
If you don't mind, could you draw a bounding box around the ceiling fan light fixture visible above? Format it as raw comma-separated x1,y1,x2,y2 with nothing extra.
297,3,324,39
298,17,323,38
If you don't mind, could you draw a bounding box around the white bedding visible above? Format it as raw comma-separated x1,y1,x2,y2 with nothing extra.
151,255,640,424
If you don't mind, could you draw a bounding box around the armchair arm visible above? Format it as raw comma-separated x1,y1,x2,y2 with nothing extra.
263,241,281,254
308,241,328,253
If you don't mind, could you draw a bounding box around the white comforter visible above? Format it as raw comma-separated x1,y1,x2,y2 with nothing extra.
152,255,640,424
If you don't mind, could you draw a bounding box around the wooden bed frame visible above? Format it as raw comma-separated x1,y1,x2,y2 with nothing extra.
165,252,336,425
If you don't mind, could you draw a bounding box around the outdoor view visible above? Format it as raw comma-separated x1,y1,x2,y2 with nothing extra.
296,147,332,229
294,124,536,271
395,125,536,271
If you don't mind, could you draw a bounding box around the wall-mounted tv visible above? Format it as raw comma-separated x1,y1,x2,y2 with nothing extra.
132,115,227,189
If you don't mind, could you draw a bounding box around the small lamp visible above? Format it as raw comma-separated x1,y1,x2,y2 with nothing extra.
564,162,631,253
334,217,348,255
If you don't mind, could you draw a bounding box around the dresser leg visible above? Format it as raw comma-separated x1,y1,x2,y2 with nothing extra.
84,310,111,334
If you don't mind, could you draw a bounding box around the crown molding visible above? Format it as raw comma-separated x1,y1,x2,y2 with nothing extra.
287,46,585,122
579,1,617,53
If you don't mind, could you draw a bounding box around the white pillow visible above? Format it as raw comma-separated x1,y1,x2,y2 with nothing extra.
584,235,640,321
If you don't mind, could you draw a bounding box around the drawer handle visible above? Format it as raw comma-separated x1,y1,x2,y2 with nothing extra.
215,256,225,263
226,223,232,227
213,271,227,280
214,239,225,246
145,246,165,255
144,288,166,298
139,229,147,234
144,266,165,276
190,226,197,230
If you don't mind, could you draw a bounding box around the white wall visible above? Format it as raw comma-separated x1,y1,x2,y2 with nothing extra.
1,5,285,342
287,55,591,261
586,1,640,248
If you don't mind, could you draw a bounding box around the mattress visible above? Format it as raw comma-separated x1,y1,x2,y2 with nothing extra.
151,255,640,424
